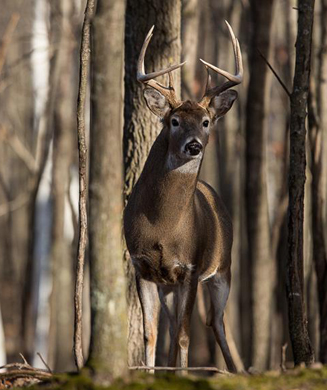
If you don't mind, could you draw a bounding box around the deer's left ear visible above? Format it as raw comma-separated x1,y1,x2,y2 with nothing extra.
209,90,238,122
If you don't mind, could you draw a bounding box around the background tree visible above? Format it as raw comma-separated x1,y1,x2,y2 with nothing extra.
0,0,35,363
87,0,127,380
123,0,182,366
245,0,275,370
287,0,315,366
308,0,327,364
47,0,78,372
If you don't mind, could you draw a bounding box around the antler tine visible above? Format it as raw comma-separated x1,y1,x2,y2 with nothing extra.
137,26,186,106
199,21,243,107
204,66,212,94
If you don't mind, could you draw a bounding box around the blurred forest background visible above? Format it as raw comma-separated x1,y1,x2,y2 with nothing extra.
0,0,326,376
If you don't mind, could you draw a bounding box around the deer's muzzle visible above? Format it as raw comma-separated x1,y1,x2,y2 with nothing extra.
184,139,203,156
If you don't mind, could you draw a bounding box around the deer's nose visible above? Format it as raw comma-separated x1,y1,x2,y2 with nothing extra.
184,139,203,156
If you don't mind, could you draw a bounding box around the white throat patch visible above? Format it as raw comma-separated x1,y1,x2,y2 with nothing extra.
166,153,201,174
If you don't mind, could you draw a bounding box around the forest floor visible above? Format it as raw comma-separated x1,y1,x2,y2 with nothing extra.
1,365,327,390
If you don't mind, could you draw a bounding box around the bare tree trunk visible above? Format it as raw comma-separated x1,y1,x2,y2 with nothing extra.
48,0,77,372
181,0,199,100
245,0,275,370
87,0,127,380
0,0,34,363
123,0,182,366
308,0,327,363
287,0,315,366
0,304,5,365
74,0,95,370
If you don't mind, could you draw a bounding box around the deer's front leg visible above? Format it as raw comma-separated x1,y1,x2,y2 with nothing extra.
136,275,160,368
169,278,198,369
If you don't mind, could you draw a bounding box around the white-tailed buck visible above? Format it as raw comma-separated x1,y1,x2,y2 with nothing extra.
124,22,243,372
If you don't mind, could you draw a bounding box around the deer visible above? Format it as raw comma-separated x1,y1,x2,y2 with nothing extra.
124,21,243,373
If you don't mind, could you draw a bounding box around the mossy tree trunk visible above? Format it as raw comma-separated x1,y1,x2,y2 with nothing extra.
87,0,127,380
123,0,182,366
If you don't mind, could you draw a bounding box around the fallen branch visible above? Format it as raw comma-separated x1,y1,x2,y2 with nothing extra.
0,354,53,388
0,370,52,381
129,366,231,375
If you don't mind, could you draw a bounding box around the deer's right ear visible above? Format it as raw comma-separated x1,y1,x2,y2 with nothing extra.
143,88,170,118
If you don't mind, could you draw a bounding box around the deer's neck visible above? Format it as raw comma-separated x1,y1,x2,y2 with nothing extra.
136,128,201,225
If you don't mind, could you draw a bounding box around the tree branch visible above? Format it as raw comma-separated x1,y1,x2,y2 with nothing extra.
257,48,291,97
0,13,20,74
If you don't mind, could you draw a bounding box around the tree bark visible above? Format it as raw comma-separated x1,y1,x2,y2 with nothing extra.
87,0,127,380
287,0,315,366
0,304,5,365
123,0,182,366
245,0,275,370
308,0,327,363
74,0,95,371
48,0,77,372
0,0,34,363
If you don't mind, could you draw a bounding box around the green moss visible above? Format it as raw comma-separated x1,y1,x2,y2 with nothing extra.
14,366,327,390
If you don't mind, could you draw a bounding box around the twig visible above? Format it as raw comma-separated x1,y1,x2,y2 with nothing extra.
37,352,52,374
0,186,32,217
0,358,50,374
257,48,291,97
280,343,288,372
0,363,33,371
0,125,36,173
73,0,95,371
0,13,20,75
129,366,231,375
19,353,29,366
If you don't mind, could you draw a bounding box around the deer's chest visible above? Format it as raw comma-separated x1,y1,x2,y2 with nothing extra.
130,237,196,285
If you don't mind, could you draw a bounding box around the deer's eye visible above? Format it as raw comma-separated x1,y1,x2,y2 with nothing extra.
171,118,179,127
203,120,209,128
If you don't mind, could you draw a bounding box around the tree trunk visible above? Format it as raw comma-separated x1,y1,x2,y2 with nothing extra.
181,0,200,100
48,0,77,372
123,0,182,366
0,0,34,363
308,0,327,363
0,304,5,365
87,0,127,380
287,0,315,366
245,0,275,370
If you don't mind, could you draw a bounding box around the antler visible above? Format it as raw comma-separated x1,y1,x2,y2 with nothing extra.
199,21,243,108
137,26,186,107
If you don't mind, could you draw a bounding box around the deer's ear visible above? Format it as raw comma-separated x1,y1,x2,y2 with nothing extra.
209,90,238,122
143,88,170,118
